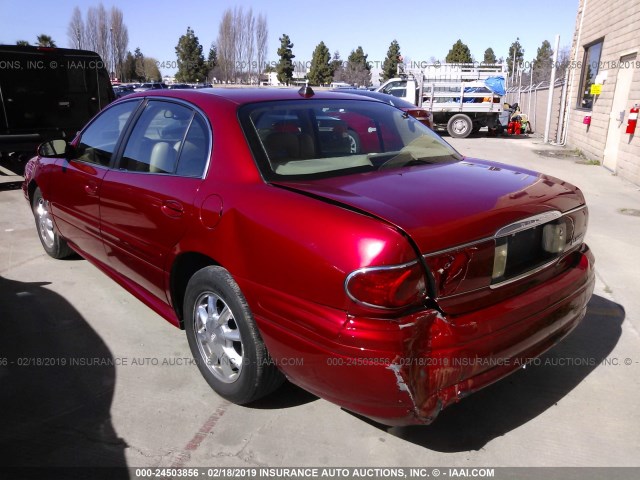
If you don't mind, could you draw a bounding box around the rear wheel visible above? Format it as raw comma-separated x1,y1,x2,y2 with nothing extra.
347,129,361,153
184,266,284,404
32,187,73,259
447,114,473,138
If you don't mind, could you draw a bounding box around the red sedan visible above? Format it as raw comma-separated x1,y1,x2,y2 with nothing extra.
23,87,594,426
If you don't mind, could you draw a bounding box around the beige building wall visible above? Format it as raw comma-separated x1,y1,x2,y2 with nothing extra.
566,0,640,185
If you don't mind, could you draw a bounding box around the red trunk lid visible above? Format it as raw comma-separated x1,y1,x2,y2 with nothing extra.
276,158,585,255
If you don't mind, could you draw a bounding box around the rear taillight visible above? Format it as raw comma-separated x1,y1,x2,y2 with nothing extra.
424,240,495,297
345,261,426,309
409,109,431,122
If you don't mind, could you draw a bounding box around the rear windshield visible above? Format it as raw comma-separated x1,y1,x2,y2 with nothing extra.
239,99,461,179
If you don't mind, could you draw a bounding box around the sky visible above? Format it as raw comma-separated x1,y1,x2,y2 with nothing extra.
0,0,579,82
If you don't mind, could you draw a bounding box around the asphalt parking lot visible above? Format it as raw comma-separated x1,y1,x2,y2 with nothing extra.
1,135,639,472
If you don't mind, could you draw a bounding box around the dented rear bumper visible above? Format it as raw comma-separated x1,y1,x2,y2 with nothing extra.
252,244,595,426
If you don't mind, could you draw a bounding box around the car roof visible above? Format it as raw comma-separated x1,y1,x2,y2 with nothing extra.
126,87,386,107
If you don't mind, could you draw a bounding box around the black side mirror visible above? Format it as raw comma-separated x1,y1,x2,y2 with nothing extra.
38,139,73,158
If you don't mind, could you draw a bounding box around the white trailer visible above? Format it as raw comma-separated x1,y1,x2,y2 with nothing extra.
377,63,508,138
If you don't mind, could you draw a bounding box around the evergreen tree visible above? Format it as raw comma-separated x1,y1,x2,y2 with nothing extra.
36,34,56,47
207,44,218,69
207,43,218,81
122,51,137,82
134,47,145,81
330,50,343,78
276,34,295,85
446,39,472,63
532,40,553,82
308,41,332,86
483,47,497,64
507,37,525,76
175,27,208,83
380,40,401,82
341,46,371,87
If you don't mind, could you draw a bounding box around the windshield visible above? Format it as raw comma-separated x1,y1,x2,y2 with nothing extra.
240,99,461,179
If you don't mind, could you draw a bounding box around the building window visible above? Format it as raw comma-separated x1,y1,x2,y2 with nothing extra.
577,39,604,110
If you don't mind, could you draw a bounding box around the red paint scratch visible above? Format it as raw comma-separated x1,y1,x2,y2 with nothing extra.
171,401,230,467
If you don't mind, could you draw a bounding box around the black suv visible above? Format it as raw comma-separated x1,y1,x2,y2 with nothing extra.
0,45,114,173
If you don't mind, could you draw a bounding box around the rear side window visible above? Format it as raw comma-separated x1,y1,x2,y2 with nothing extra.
176,115,209,177
120,100,209,177
76,100,140,166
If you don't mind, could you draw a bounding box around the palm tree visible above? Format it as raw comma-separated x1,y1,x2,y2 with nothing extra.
36,35,56,47
16,40,30,46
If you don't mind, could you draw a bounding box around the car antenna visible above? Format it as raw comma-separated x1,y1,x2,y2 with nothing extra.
298,82,314,98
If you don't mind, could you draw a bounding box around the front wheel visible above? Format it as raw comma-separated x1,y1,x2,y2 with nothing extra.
184,266,284,404
32,187,73,259
447,114,473,138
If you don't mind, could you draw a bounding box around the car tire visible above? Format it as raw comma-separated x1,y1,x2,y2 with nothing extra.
347,129,361,154
184,266,284,404
447,114,473,138
32,187,73,259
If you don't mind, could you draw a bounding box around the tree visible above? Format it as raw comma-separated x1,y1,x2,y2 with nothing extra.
110,6,129,81
75,5,128,79
94,4,110,72
507,37,525,77
483,47,496,64
338,46,371,87
308,41,332,86
175,27,208,83
380,40,401,82
232,7,247,82
122,50,137,82
207,43,218,82
143,57,162,82
134,47,146,81
67,6,84,49
16,40,30,46
216,9,235,83
84,6,98,55
330,50,342,78
276,34,294,85
214,8,268,84
531,40,553,83
244,9,255,83
37,35,56,47
255,13,268,75
556,45,571,82
445,39,472,63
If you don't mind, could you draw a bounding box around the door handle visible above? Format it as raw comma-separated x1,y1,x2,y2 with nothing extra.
161,200,184,218
84,182,98,195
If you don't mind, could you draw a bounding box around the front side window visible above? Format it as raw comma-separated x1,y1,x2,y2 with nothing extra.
577,39,604,110
240,99,461,179
76,100,140,166
380,80,405,95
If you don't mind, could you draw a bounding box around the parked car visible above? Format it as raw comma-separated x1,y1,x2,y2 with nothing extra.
112,84,135,98
133,82,166,92
23,87,595,426
167,83,191,90
333,89,433,129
